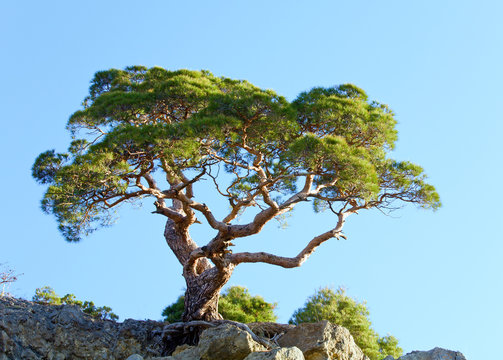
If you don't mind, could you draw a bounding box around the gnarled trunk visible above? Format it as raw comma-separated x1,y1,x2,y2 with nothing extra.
164,217,234,321
182,265,234,321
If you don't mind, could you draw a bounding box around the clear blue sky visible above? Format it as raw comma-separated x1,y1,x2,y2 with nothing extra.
2,1,502,359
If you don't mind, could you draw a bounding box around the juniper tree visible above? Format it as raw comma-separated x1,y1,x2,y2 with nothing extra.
33,66,440,321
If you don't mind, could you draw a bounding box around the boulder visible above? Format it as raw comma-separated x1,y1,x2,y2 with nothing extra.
197,323,267,360
278,320,369,360
126,355,145,360
396,347,466,360
244,346,305,360
248,322,295,339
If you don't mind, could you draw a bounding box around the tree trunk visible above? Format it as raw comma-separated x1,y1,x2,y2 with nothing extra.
164,217,234,321
182,266,234,321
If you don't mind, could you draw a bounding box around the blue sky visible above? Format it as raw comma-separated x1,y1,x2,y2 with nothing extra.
2,1,502,359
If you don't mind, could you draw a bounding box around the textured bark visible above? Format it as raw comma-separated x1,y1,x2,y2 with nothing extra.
182,266,234,321
230,213,348,268
163,207,234,321
164,218,210,275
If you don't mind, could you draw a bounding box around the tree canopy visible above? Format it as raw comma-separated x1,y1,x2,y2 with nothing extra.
163,286,277,323
290,287,402,360
33,66,440,321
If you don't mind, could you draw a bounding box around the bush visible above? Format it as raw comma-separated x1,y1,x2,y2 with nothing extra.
290,287,402,360
162,286,277,323
33,286,119,321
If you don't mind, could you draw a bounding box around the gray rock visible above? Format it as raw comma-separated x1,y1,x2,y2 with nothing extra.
0,296,166,359
278,320,369,360
398,347,466,360
172,344,194,356
127,355,145,360
244,346,305,360
197,323,267,360
247,322,295,339
0,296,468,360
157,323,267,360
169,345,200,360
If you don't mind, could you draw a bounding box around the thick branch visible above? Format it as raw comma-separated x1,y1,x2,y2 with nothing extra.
151,201,186,222
230,212,348,268
165,191,228,232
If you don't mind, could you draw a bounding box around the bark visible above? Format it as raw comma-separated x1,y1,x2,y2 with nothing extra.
182,266,234,321
163,211,233,321
164,218,210,275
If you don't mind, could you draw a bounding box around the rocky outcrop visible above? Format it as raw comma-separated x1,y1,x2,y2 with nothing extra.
0,296,166,359
244,347,305,360
166,323,267,360
278,321,369,360
384,347,467,360
0,296,467,360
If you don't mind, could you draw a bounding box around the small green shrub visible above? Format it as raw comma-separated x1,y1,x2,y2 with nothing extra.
33,286,118,321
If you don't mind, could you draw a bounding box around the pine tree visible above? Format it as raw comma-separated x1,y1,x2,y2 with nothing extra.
33,66,440,321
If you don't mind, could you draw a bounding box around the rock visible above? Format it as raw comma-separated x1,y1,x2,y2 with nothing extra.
0,296,468,360
0,296,166,359
397,347,466,360
244,346,305,360
158,323,267,360
172,344,194,355
248,322,295,339
278,320,369,360
126,355,144,360
197,323,267,360
169,345,200,360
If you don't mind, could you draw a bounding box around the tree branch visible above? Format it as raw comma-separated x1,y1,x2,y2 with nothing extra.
227,175,315,238
230,212,349,267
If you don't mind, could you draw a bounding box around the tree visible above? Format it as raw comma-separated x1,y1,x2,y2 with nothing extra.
32,66,440,321
0,264,21,297
163,286,277,323
290,287,402,360
33,286,119,321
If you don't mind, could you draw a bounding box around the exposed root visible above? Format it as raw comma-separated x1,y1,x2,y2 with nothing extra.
154,319,275,355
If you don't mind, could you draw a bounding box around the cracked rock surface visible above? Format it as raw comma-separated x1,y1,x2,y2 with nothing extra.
0,296,165,359
0,297,467,360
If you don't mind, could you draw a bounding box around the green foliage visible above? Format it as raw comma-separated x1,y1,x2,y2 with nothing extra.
33,286,119,321
33,66,440,242
162,286,277,323
378,335,403,359
290,287,402,360
218,286,278,323
162,293,186,323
